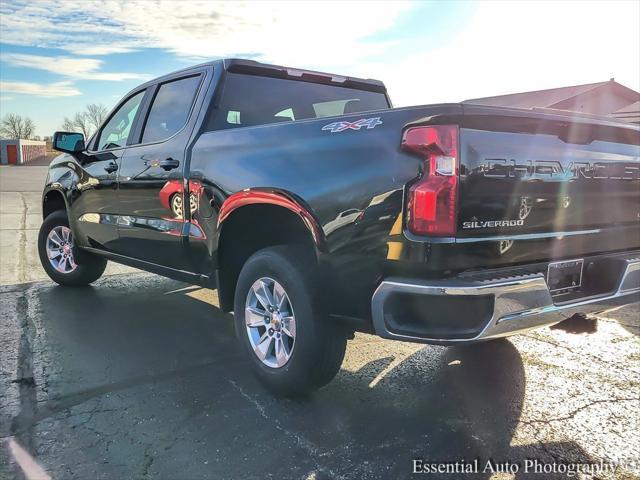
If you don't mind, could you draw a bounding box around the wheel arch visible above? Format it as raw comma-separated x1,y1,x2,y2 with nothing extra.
216,189,326,312
42,188,68,219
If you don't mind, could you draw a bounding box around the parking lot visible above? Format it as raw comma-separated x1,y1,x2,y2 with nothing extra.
1,165,638,479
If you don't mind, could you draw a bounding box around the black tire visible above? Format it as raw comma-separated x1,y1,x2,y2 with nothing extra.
38,210,107,286
233,246,347,396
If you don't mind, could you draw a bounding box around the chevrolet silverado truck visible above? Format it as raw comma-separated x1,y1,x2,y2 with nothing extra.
40,59,640,395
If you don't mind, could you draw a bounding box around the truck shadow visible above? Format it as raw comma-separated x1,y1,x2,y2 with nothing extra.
304,340,596,479
597,304,640,338
3,275,597,480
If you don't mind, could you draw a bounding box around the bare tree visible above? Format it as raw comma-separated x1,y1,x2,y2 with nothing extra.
61,103,109,138
85,104,108,131
72,112,91,139
61,117,75,132
24,118,35,139
0,113,36,139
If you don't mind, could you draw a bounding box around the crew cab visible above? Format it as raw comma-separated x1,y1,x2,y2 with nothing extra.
40,59,640,395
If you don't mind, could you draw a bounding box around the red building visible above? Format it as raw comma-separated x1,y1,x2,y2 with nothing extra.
464,79,640,123
0,139,47,165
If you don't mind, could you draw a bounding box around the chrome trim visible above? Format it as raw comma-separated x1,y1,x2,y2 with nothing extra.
371,258,640,345
620,260,640,292
454,228,603,243
400,224,636,244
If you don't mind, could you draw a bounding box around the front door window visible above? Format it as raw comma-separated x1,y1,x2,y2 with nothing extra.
97,91,145,150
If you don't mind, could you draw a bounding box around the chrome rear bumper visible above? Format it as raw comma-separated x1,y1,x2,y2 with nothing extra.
371,258,640,345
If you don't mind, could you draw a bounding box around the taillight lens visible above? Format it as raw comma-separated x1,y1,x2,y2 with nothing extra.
402,125,459,237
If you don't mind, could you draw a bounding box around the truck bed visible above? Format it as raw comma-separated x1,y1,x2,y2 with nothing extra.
189,101,638,320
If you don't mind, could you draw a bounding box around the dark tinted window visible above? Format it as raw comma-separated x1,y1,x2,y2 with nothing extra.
209,73,389,130
142,75,201,143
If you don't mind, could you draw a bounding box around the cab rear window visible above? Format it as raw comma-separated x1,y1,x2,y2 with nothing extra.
208,73,389,130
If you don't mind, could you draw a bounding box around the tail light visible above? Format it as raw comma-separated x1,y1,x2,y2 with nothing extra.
402,125,459,237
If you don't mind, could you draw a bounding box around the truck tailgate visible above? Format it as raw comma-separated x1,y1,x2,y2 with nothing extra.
457,107,639,257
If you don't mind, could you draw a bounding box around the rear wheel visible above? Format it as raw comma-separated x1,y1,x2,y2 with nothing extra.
233,246,347,396
38,210,107,286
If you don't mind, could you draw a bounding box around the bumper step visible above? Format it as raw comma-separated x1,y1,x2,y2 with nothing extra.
372,256,640,345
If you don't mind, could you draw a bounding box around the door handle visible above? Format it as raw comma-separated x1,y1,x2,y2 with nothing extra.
104,161,118,173
159,158,180,171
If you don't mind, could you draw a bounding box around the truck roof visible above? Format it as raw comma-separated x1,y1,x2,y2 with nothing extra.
149,58,387,94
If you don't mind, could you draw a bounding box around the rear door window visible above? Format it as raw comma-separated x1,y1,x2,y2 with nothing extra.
142,75,201,143
209,73,389,130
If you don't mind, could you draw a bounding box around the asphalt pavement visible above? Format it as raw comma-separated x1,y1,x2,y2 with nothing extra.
0,165,639,479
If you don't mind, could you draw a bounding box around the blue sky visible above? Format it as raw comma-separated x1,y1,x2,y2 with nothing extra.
1,0,638,138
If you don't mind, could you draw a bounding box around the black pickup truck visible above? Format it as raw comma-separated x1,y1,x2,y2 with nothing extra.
40,59,640,395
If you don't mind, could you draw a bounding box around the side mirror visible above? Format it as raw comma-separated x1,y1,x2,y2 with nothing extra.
53,131,85,154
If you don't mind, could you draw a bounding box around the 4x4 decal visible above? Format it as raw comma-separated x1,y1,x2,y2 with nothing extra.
322,117,383,133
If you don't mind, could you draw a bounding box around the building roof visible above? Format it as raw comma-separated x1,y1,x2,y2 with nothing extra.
613,100,640,114
463,79,639,110
610,100,640,124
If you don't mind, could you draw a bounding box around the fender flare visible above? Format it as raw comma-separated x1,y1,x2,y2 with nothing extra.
42,186,70,217
217,188,326,251
42,156,84,216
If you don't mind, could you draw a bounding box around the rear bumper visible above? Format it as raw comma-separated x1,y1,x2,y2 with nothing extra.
371,257,640,345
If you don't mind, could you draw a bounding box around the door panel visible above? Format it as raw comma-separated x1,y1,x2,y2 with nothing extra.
116,74,203,269
72,89,148,251
116,147,187,268
70,151,124,250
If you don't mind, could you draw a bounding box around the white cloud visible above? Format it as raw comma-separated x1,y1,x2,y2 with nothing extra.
0,80,81,97
0,0,637,109
358,1,640,107
65,45,136,56
0,0,413,69
2,53,148,81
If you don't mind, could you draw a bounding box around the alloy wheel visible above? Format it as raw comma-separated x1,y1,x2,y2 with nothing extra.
245,277,296,368
46,225,77,273
171,194,183,218
189,193,198,214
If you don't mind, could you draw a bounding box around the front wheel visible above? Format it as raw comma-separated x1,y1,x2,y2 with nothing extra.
233,246,347,396
38,210,107,286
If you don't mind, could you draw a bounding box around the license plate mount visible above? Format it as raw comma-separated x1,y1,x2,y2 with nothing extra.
547,259,584,295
